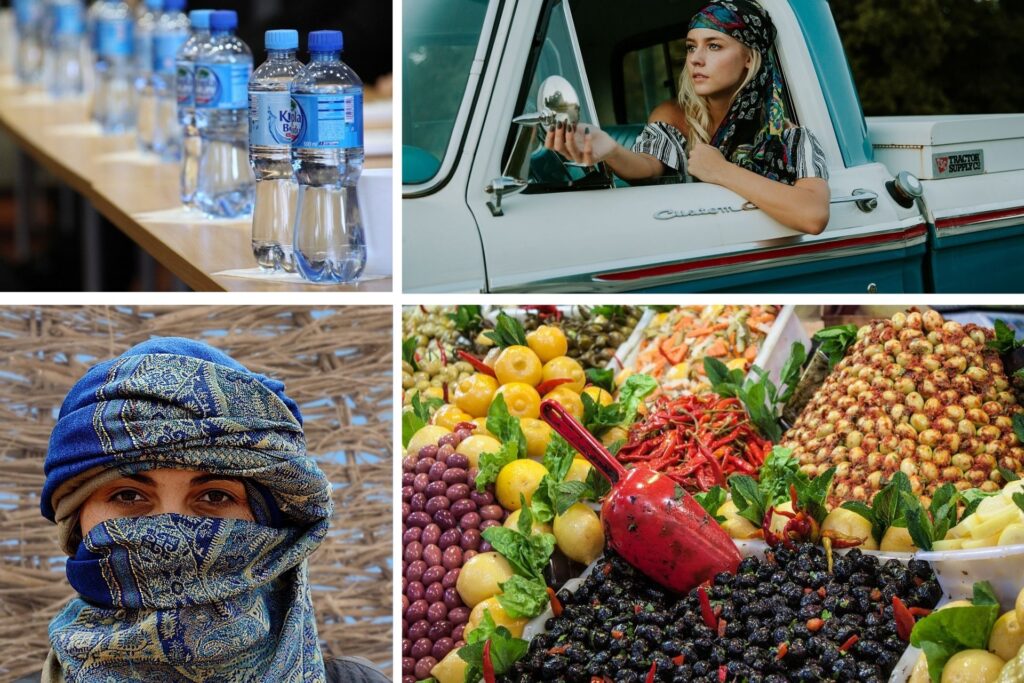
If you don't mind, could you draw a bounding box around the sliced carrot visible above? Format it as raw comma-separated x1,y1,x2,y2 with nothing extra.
706,339,728,357
744,344,759,361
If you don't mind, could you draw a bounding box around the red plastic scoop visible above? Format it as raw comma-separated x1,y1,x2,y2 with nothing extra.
541,399,742,594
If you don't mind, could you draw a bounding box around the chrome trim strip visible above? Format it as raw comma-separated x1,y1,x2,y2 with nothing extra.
489,224,927,293
933,207,1024,239
402,0,505,197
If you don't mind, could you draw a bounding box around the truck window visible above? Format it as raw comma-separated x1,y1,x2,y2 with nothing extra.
403,0,492,185
618,38,687,124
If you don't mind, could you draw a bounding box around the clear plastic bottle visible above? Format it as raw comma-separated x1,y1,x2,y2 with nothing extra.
134,0,160,151
194,10,254,218
290,30,365,283
249,29,303,271
14,0,44,85
47,0,85,98
175,8,212,207
151,0,188,159
93,0,134,133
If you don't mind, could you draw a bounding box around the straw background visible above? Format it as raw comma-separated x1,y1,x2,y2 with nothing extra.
0,306,393,682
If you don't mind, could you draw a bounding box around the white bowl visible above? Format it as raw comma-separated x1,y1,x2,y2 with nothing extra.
916,543,1024,613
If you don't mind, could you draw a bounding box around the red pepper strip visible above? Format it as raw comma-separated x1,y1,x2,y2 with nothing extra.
909,607,932,617
645,662,657,683
547,587,563,617
419,305,429,314
839,634,859,652
893,596,915,642
718,664,728,682
536,377,573,395
436,338,448,366
457,350,496,377
775,642,788,660
697,585,717,631
717,618,728,637
483,639,495,683
672,654,685,666
696,439,726,487
548,645,568,655
711,427,744,450
442,382,449,404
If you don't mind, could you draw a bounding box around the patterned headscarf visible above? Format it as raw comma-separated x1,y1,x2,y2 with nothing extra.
689,0,799,184
41,338,332,682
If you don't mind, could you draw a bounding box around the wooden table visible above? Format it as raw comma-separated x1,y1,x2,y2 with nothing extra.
0,73,393,292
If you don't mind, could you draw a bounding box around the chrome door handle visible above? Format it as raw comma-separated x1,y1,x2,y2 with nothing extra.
830,189,878,213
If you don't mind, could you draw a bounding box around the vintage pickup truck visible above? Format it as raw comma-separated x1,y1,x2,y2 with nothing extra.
402,0,1024,293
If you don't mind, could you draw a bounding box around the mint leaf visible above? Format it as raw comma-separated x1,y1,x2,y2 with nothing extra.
729,474,768,527
813,324,859,371
694,486,728,523
778,341,807,404
497,575,549,618
911,582,1000,683
704,357,741,397
584,465,611,500
759,447,803,505
476,441,519,492
446,305,484,337
459,610,529,682
403,337,419,372
1013,414,1024,450
617,374,658,426
402,410,426,449
1014,492,1024,514
986,319,1022,354
585,368,615,393
542,435,576,482
902,491,935,551
411,392,443,423
484,312,528,348
481,525,555,581
486,394,527,459
581,392,625,437
793,466,835,525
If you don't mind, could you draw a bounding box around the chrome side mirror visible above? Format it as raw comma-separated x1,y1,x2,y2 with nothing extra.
512,75,581,130
485,176,528,217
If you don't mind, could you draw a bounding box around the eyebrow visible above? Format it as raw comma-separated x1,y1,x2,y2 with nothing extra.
122,473,244,487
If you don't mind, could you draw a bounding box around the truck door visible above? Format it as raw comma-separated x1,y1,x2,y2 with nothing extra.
465,0,928,293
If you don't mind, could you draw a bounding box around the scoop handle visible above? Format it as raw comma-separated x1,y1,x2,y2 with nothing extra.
540,400,626,484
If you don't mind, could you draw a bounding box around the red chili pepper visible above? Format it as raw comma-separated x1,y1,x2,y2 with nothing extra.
442,382,449,404
672,654,685,666
839,634,859,652
457,350,496,377
697,585,717,631
909,607,932,617
536,377,573,395
893,596,915,642
645,661,657,683
718,664,728,682
775,642,788,660
436,338,448,366
483,639,495,683
547,587,563,617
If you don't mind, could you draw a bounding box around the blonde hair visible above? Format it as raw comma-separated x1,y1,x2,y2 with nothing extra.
677,47,762,152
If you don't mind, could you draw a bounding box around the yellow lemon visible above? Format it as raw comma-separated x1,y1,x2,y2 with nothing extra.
520,417,553,459
526,325,568,363
406,424,450,456
582,386,614,407
542,385,584,421
493,345,543,387
455,435,503,469
495,459,548,510
432,403,474,431
494,382,541,419
553,503,604,565
503,508,553,536
541,356,586,393
453,373,499,418
565,457,593,483
464,596,529,640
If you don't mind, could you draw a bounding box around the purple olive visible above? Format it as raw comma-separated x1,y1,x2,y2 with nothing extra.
418,444,438,460
447,606,470,625
401,503,411,519
459,529,481,551
401,657,415,676
410,492,427,512
428,620,453,641
451,624,465,643
412,473,430,494
421,523,441,547
402,638,411,656
410,637,433,660
437,443,456,462
424,497,450,516
401,486,414,502
425,480,448,498
463,550,477,562
402,676,415,683
413,657,436,680
441,568,460,588
428,461,448,482
405,580,425,602
432,637,454,661
402,472,415,487
442,545,463,570
404,541,423,563
402,527,422,545
438,433,460,448
447,453,470,470
424,582,444,603
449,498,476,519
422,565,446,586
479,540,493,553
415,458,436,475
406,560,427,583
402,456,418,472
407,618,430,641
405,599,429,623
446,483,470,502
443,587,462,609
455,427,473,440
438,528,461,550
426,601,448,623
479,504,504,521
479,520,500,531
406,511,431,529
422,544,443,567
434,509,456,530
470,491,494,507
442,468,467,485
459,512,481,529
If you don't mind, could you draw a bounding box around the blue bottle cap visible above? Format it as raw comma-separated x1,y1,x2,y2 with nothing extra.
145,0,164,10
210,10,237,31
308,30,342,53
164,0,187,11
265,29,298,51
189,9,212,29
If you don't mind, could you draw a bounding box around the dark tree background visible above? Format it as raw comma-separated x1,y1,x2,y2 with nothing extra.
830,0,1024,115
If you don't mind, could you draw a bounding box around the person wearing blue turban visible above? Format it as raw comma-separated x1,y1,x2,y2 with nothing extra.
39,338,387,683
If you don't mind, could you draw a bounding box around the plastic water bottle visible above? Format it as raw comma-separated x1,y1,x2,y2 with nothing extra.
175,8,212,207
14,0,44,84
93,0,134,132
47,0,85,98
249,29,303,271
194,10,254,218
151,0,187,159
134,0,160,151
290,30,365,282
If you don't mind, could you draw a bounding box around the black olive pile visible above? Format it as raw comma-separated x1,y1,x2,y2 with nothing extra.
500,546,941,683
522,306,641,371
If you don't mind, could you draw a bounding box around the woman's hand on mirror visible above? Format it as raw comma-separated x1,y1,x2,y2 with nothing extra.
544,121,616,166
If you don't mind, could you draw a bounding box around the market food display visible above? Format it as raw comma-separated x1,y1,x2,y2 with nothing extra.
402,306,1024,683
781,310,1024,507
402,306,489,407
624,305,779,396
521,306,642,371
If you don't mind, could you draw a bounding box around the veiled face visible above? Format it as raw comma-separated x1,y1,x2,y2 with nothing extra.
685,27,753,99
79,468,255,537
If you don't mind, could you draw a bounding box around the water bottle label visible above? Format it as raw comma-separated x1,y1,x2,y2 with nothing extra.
96,18,132,57
250,92,302,146
194,63,252,109
291,92,363,149
134,33,152,70
176,61,194,106
154,34,188,75
13,0,42,30
53,5,84,36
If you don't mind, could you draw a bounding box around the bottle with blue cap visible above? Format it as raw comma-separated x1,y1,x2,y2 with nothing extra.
45,0,85,98
134,0,161,151
175,8,213,207
93,0,135,133
249,28,304,271
13,0,45,85
290,29,365,283
194,9,254,218
151,0,188,159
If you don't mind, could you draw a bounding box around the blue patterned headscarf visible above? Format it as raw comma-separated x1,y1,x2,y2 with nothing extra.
690,0,800,184
41,338,332,682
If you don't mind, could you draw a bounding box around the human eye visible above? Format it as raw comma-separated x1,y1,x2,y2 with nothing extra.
109,489,148,506
197,489,239,506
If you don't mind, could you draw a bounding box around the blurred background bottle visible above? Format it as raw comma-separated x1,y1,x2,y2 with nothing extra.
93,0,134,133
151,0,187,159
249,28,303,271
175,7,211,207
14,0,44,85
290,29,365,283
134,0,160,151
194,9,254,218
46,0,86,98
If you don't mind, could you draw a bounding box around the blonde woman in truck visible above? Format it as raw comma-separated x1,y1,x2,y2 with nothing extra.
547,0,831,235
